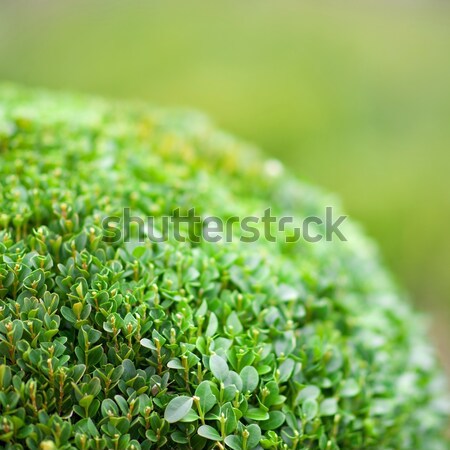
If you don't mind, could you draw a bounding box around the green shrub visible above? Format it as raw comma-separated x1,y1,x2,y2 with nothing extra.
0,84,447,450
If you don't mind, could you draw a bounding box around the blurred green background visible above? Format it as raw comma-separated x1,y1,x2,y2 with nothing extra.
1,1,449,370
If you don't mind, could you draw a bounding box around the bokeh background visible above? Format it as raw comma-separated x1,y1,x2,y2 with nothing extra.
0,0,449,372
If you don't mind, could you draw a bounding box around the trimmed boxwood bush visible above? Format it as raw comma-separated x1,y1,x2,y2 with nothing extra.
0,84,448,450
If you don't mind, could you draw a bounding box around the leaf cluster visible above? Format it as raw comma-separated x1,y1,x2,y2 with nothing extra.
0,84,448,450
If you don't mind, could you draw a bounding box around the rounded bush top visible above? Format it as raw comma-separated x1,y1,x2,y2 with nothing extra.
0,84,447,450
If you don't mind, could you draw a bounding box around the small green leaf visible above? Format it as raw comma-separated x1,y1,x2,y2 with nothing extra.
320,398,338,417
140,338,155,350
224,435,242,450
245,408,269,421
198,425,222,441
210,354,229,382
0,365,12,390
61,306,77,323
221,402,237,434
87,345,103,366
79,395,94,409
114,395,129,415
226,311,243,334
205,313,218,337
297,385,320,404
197,299,208,317
246,424,262,449
260,410,285,430
195,381,217,414
171,431,189,444
340,379,360,398
102,398,119,417
278,358,295,383
180,409,200,422
12,320,24,343
164,396,193,423
303,398,318,421
167,358,184,370
240,366,259,393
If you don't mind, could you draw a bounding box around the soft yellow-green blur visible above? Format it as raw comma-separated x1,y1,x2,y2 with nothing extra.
1,0,449,369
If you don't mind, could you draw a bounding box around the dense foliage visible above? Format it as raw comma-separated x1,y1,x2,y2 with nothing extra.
0,84,447,450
